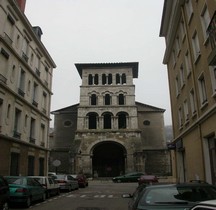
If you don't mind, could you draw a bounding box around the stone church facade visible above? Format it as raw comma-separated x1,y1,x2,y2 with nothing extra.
50,62,170,177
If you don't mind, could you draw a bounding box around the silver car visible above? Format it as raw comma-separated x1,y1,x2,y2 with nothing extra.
53,175,78,191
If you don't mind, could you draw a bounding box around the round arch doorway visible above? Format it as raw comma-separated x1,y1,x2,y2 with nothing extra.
92,141,126,177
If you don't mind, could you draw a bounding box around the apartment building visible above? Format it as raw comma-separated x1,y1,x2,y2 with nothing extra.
0,0,56,175
160,0,216,184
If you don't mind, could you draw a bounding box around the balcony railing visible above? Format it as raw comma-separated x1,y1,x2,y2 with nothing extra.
35,68,41,77
0,74,7,84
22,52,29,63
13,130,21,139
29,137,36,144
32,100,38,107
18,88,25,97
3,32,13,45
207,11,216,65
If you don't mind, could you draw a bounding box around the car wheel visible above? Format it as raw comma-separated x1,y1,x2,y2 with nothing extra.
25,197,31,208
56,188,60,195
42,192,46,201
68,185,72,192
2,201,9,210
117,179,121,183
46,191,50,198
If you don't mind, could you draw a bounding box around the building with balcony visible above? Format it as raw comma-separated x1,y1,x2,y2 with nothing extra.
50,62,171,178
0,0,56,175
160,0,216,184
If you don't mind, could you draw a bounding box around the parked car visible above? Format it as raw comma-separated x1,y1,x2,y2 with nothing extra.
122,183,216,210
5,176,46,208
53,174,78,191
0,175,9,210
112,172,145,183
71,174,88,188
189,199,216,209
29,176,60,198
138,175,159,185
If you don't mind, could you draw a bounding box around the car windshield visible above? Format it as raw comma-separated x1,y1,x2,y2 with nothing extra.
53,175,65,179
138,185,216,206
6,177,23,185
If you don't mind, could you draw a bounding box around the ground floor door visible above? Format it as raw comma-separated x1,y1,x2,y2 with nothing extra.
92,141,126,177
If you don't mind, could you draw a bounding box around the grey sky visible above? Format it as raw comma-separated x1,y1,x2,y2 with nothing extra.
25,0,172,126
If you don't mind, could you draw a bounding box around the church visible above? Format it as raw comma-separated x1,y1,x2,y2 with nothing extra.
49,62,170,177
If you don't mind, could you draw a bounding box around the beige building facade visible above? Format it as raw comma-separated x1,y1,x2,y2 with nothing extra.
0,0,56,175
160,0,216,184
50,63,171,178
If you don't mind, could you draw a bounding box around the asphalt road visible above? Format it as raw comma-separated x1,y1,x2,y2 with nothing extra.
10,180,138,210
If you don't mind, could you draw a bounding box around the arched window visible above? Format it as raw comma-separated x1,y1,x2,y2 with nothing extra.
103,112,112,129
102,74,106,85
94,74,98,85
87,112,98,129
91,94,97,105
105,94,111,105
122,73,126,84
118,94,125,105
117,112,128,129
108,74,112,84
116,74,120,84
88,74,93,85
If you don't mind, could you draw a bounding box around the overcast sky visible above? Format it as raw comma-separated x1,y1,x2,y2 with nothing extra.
25,0,172,126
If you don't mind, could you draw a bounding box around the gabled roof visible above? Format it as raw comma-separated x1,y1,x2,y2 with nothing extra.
51,103,79,114
135,101,165,113
75,62,138,78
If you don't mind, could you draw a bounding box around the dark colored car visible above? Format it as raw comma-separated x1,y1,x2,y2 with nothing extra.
0,176,9,210
112,172,145,183
72,174,88,188
138,175,159,185
123,183,216,210
5,176,46,208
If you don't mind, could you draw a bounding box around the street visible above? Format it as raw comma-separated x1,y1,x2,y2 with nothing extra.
10,180,137,210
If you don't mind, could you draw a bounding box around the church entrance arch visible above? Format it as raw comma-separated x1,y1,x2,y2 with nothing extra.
92,141,126,177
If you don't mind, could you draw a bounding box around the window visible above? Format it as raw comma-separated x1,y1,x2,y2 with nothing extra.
183,99,189,122
35,55,40,76
4,14,15,44
180,64,185,88
200,4,210,41
172,50,176,67
42,92,47,113
102,74,106,85
118,94,125,105
10,153,20,175
30,117,36,143
180,18,186,42
108,74,112,84
91,94,97,105
190,89,196,115
28,156,35,176
105,94,111,105
175,76,180,96
14,108,21,138
39,158,44,176
18,68,25,97
198,74,207,105
178,106,183,128
192,31,201,62
185,51,192,76
40,124,45,146
32,83,38,107
7,104,11,119
176,36,180,55
103,112,112,129
22,38,29,62
185,0,193,22
88,74,93,85
117,112,127,129
122,73,126,84
116,74,120,84
87,112,97,129
209,66,216,95
94,74,98,85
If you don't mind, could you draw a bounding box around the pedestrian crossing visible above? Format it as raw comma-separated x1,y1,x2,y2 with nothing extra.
66,194,116,199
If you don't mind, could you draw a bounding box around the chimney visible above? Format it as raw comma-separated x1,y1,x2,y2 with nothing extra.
16,0,26,13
